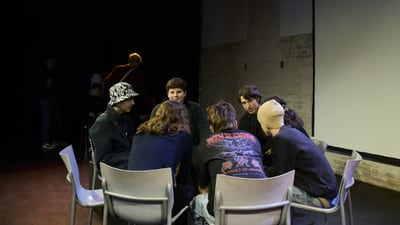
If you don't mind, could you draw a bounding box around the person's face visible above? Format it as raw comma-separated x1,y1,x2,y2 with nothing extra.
117,98,135,113
240,96,259,114
168,88,186,104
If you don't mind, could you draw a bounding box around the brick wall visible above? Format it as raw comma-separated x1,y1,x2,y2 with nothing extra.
198,0,399,192
325,150,400,192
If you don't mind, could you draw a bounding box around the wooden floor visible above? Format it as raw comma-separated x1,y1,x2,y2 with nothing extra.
1,144,399,225
0,145,102,225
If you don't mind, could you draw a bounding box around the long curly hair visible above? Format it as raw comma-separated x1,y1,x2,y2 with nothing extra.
136,100,191,136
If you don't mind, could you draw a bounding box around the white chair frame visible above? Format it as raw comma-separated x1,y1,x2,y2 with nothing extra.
214,170,295,225
291,151,362,225
59,145,104,225
100,162,188,225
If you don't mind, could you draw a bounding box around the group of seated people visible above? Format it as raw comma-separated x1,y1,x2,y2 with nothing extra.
89,78,338,225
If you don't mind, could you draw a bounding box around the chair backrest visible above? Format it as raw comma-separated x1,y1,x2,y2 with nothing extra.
100,162,175,225
310,137,328,153
340,151,362,204
59,145,85,200
214,170,295,225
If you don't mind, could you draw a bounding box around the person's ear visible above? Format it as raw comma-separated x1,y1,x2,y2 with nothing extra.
233,119,238,129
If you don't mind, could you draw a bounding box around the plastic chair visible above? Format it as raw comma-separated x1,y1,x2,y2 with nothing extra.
311,137,328,153
99,162,189,225
214,170,295,225
291,150,362,225
59,145,104,225
88,138,102,190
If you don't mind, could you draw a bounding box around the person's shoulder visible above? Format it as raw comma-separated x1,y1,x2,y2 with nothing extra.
187,101,206,112
92,113,110,125
277,126,306,142
187,100,202,107
107,64,128,75
178,130,191,136
113,64,128,69
235,128,253,135
234,129,260,141
238,112,250,120
89,114,111,132
151,103,161,111
177,131,193,143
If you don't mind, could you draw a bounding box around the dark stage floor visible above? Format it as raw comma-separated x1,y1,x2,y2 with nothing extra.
1,144,399,225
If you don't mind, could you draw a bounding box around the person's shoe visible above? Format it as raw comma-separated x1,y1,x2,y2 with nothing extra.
42,143,57,150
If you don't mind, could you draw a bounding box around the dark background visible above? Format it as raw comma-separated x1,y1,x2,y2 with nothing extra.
17,1,202,160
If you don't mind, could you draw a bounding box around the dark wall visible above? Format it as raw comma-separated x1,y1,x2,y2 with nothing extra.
19,1,202,159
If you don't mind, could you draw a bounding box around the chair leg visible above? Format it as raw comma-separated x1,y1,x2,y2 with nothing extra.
70,201,76,225
90,162,97,190
102,203,108,225
88,208,93,225
347,192,354,225
340,203,347,225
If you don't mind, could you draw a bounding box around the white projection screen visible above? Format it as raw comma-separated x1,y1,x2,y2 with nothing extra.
314,0,400,159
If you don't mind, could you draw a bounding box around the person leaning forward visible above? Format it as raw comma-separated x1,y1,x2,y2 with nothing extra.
89,82,138,171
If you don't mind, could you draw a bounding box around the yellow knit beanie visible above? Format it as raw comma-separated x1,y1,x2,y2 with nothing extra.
257,99,284,129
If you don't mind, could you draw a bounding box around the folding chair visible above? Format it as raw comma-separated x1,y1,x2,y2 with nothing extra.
291,151,362,225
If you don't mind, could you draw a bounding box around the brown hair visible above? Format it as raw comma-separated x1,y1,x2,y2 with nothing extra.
165,77,187,92
238,85,262,103
206,100,237,132
136,100,191,135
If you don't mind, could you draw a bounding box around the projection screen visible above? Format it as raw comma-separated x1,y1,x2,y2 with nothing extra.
314,0,400,159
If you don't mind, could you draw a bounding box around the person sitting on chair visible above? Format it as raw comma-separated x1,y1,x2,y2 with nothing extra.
89,82,138,170
128,100,193,225
191,100,266,224
257,99,338,208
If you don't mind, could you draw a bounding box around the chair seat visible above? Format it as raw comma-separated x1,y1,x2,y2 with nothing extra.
77,189,105,207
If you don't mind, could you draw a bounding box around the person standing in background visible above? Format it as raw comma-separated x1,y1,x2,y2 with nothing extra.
104,52,153,131
39,57,60,151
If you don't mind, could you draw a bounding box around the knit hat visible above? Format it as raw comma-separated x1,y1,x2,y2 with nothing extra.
108,82,139,106
257,99,284,129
